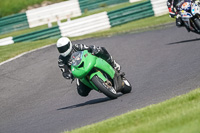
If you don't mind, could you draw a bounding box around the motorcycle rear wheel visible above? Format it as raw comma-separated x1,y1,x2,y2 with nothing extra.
91,75,118,99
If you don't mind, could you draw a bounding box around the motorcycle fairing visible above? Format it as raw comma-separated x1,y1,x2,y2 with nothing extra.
191,3,200,15
71,50,115,90
181,10,192,19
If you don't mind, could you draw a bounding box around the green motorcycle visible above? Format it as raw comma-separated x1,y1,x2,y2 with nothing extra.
71,50,132,99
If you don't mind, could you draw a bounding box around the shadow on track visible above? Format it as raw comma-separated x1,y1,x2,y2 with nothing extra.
167,38,200,45
57,97,112,110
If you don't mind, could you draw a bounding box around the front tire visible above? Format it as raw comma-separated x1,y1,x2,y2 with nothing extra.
91,76,118,99
194,17,200,30
192,14,200,32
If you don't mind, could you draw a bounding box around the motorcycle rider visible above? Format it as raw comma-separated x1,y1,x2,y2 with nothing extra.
167,0,193,27
56,37,121,97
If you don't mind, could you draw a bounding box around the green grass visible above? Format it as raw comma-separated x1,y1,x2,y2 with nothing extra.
0,0,65,17
0,38,58,62
64,88,200,133
0,14,175,63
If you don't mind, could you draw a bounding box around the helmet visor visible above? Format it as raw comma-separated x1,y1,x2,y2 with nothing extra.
57,42,70,53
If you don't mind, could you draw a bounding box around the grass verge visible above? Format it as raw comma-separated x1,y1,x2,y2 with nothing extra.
0,14,175,63
0,38,57,63
64,88,200,133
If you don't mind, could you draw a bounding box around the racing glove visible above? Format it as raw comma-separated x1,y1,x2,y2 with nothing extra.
63,72,74,80
58,59,74,80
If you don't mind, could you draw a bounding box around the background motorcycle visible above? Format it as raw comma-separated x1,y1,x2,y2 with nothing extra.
178,1,200,34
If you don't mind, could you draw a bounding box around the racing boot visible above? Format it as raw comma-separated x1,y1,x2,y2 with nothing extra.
113,60,121,72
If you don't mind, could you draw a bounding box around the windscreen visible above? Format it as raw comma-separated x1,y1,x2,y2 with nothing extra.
71,51,83,66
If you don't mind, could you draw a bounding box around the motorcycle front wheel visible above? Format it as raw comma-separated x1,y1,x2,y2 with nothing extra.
91,75,118,99
194,17,200,30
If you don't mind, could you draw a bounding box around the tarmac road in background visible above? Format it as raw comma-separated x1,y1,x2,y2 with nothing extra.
1,25,200,133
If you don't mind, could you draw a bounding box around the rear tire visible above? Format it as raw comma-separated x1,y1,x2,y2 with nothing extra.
91,76,118,99
121,77,132,94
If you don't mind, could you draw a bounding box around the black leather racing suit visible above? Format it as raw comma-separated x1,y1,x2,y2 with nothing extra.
58,43,114,97
167,0,182,8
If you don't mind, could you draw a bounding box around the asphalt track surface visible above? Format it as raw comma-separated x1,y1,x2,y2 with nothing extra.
1,25,200,133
